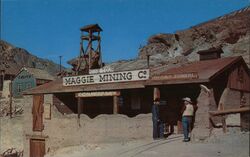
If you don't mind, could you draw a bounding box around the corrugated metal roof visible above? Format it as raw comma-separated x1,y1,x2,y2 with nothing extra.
80,24,102,32
24,79,145,95
147,56,243,85
22,67,55,80
24,56,245,95
158,56,240,78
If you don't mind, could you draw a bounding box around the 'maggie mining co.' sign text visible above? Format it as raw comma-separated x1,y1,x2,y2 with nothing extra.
63,69,150,86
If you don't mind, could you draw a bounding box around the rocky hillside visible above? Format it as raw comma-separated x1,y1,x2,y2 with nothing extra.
138,7,250,67
0,40,62,75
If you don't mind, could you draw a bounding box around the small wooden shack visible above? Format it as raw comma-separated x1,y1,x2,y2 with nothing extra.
12,67,54,97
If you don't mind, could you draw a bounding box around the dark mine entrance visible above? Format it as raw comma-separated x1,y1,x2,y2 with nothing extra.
53,88,153,118
156,84,201,134
82,96,114,118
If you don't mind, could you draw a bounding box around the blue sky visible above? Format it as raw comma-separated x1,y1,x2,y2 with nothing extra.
1,0,249,67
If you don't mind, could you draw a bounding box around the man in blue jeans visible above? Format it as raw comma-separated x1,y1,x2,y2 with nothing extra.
181,97,196,142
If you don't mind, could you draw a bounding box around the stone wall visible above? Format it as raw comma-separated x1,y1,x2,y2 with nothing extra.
23,94,152,157
0,116,23,152
219,88,250,109
0,96,31,153
192,87,250,141
219,88,250,130
1,80,11,98
241,113,250,131
44,114,152,152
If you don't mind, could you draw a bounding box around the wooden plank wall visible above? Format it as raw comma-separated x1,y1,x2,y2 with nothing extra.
30,139,45,157
32,94,44,131
228,64,250,92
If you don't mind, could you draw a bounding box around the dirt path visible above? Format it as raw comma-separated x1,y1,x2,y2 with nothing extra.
46,131,249,157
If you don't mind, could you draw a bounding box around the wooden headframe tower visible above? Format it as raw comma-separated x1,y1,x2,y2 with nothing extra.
76,24,103,74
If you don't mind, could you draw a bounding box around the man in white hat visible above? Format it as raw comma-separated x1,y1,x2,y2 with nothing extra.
181,97,196,142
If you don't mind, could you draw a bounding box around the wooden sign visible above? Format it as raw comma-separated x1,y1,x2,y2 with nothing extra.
152,72,199,80
63,69,149,86
44,103,51,120
76,91,120,97
89,67,114,74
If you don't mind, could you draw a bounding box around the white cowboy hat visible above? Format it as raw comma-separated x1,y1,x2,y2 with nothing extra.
182,97,192,103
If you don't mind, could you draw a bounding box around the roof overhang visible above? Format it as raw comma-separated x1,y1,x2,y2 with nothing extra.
23,80,146,95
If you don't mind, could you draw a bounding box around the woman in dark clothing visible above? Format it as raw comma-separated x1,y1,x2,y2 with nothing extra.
152,98,160,139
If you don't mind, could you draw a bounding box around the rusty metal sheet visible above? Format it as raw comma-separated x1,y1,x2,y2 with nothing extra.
153,56,242,81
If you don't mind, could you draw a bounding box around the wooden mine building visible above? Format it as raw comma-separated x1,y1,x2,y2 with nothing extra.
23,24,250,157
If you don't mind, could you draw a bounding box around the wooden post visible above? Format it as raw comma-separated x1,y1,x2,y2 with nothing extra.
9,80,13,118
98,31,102,68
77,97,82,119
177,121,183,134
0,70,5,91
222,116,227,133
113,96,119,114
153,87,160,101
88,30,92,70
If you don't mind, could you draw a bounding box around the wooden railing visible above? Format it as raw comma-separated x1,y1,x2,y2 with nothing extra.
209,107,250,133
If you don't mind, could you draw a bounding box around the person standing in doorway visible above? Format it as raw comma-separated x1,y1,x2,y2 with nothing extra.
158,102,166,139
152,98,160,139
181,97,196,142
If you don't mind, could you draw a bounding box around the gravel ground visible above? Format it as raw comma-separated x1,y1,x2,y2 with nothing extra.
46,129,249,157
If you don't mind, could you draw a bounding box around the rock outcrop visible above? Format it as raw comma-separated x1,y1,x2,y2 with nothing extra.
139,7,250,67
0,40,62,75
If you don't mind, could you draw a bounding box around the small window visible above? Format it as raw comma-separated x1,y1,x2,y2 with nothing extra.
17,83,22,92
26,82,32,89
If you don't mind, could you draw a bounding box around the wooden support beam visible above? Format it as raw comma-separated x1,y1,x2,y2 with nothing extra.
153,87,160,101
98,31,102,68
81,35,100,41
209,107,250,116
177,120,183,134
113,96,119,114
9,81,13,118
77,97,82,119
221,116,227,133
88,30,92,71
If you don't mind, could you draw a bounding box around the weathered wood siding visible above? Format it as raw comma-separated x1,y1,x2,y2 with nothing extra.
228,64,250,92
32,94,44,131
30,139,45,157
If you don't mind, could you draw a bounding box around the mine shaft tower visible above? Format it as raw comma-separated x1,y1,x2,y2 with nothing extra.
76,24,103,74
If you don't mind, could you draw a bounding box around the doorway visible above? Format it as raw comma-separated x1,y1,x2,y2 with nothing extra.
159,84,200,134
30,139,45,157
